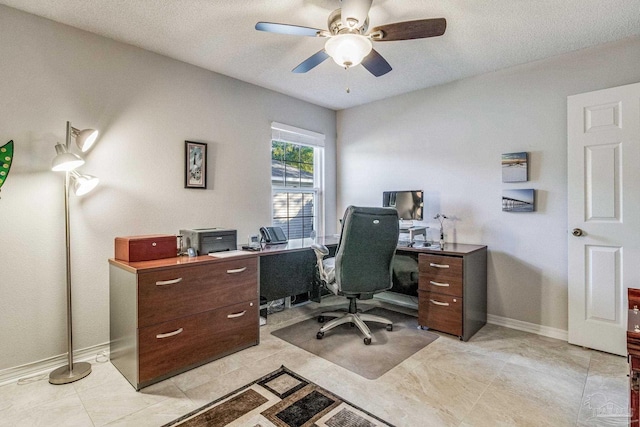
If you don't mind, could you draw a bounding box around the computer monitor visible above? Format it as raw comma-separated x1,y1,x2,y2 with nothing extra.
382,190,424,221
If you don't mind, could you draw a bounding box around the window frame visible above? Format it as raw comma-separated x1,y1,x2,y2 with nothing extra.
270,122,325,239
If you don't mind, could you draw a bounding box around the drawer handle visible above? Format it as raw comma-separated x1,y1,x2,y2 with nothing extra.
430,299,450,307
156,328,183,339
227,310,247,319
155,278,183,286
226,267,247,274
430,280,450,287
429,263,450,269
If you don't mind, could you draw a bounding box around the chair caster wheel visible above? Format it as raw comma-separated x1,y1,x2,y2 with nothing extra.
318,316,325,323
316,331,324,339
386,324,393,331
364,337,371,345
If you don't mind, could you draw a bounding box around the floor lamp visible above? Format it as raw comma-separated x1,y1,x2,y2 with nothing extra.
49,121,99,385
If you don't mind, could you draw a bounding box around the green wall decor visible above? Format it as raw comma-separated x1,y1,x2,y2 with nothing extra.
0,140,14,192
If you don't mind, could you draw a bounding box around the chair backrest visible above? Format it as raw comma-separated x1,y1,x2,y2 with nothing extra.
334,206,400,297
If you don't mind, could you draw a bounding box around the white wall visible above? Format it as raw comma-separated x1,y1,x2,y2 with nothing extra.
337,36,640,331
0,6,336,371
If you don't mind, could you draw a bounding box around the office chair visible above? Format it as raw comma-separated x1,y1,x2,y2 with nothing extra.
312,205,400,345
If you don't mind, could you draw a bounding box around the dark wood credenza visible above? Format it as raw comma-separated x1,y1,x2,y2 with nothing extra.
109,254,259,390
108,240,487,389
628,288,640,425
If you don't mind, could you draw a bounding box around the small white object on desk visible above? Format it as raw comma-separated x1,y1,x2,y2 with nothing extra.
208,250,254,258
399,225,427,243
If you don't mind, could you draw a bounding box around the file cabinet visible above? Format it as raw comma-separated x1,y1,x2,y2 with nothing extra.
109,255,259,390
416,244,487,341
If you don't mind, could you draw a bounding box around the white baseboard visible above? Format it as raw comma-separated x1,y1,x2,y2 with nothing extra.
0,342,110,387
487,314,568,341
372,294,567,341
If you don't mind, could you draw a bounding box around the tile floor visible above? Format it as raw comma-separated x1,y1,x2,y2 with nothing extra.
0,297,630,426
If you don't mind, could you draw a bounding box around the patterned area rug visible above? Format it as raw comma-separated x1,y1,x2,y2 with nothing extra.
271,307,438,379
163,366,394,427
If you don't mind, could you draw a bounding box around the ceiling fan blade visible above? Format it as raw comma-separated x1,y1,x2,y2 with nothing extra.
370,18,446,41
255,22,323,37
361,49,392,77
341,0,373,29
292,50,330,73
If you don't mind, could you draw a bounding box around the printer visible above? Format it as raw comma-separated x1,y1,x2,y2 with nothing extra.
179,228,237,255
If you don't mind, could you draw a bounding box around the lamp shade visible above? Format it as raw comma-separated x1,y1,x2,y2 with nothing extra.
72,127,99,152
51,143,84,172
325,34,372,68
71,171,99,196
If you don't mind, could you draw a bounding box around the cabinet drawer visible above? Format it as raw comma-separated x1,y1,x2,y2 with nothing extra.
418,254,463,297
200,299,259,360
138,300,258,383
418,290,462,337
138,258,258,327
138,312,202,382
419,273,463,298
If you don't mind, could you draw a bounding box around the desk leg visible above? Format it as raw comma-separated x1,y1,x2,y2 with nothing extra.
310,266,323,303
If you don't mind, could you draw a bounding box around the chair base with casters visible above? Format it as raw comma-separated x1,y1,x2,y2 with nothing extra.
316,297,393,345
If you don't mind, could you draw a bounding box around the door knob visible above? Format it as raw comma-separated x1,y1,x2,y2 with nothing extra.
572,228,584,237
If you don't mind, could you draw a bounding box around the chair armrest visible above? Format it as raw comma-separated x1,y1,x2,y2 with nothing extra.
311,243,329,257
311,243,331,283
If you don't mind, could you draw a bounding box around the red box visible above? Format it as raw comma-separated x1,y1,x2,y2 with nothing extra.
115,234,177,262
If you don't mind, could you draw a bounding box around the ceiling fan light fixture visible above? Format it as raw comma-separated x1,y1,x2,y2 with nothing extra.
325,34,372,68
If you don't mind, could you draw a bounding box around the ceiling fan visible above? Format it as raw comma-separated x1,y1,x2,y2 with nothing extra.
255,0,446,77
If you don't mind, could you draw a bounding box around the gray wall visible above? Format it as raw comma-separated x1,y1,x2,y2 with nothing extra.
337,36,640,331
3,3,638,373
0,6,337,370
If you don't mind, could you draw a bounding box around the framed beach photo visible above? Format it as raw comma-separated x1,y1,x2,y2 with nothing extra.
502,152,528,182
185,141,207,189
502,189,535,212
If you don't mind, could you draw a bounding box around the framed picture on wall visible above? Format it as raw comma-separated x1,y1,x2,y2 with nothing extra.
185,141,207,189
502,189,535,212
502,152,528,182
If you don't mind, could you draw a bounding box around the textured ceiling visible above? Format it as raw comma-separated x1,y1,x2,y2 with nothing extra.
2,0,640,110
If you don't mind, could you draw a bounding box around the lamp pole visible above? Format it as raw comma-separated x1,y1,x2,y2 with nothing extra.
49,123,92,385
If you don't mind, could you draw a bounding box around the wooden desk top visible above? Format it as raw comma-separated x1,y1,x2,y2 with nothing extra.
397,242,487,256
257,236,340,255
258,238,486,256
108,252,258,273
109,237,487,273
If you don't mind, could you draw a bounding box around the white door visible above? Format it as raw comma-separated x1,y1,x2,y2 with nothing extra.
568,82,640,356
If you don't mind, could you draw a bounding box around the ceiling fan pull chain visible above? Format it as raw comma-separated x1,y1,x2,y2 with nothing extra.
345,67,351,94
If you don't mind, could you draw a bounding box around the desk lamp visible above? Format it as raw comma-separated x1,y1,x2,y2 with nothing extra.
49,121,99,385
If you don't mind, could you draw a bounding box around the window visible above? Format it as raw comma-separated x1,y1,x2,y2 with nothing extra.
271,122,324,239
